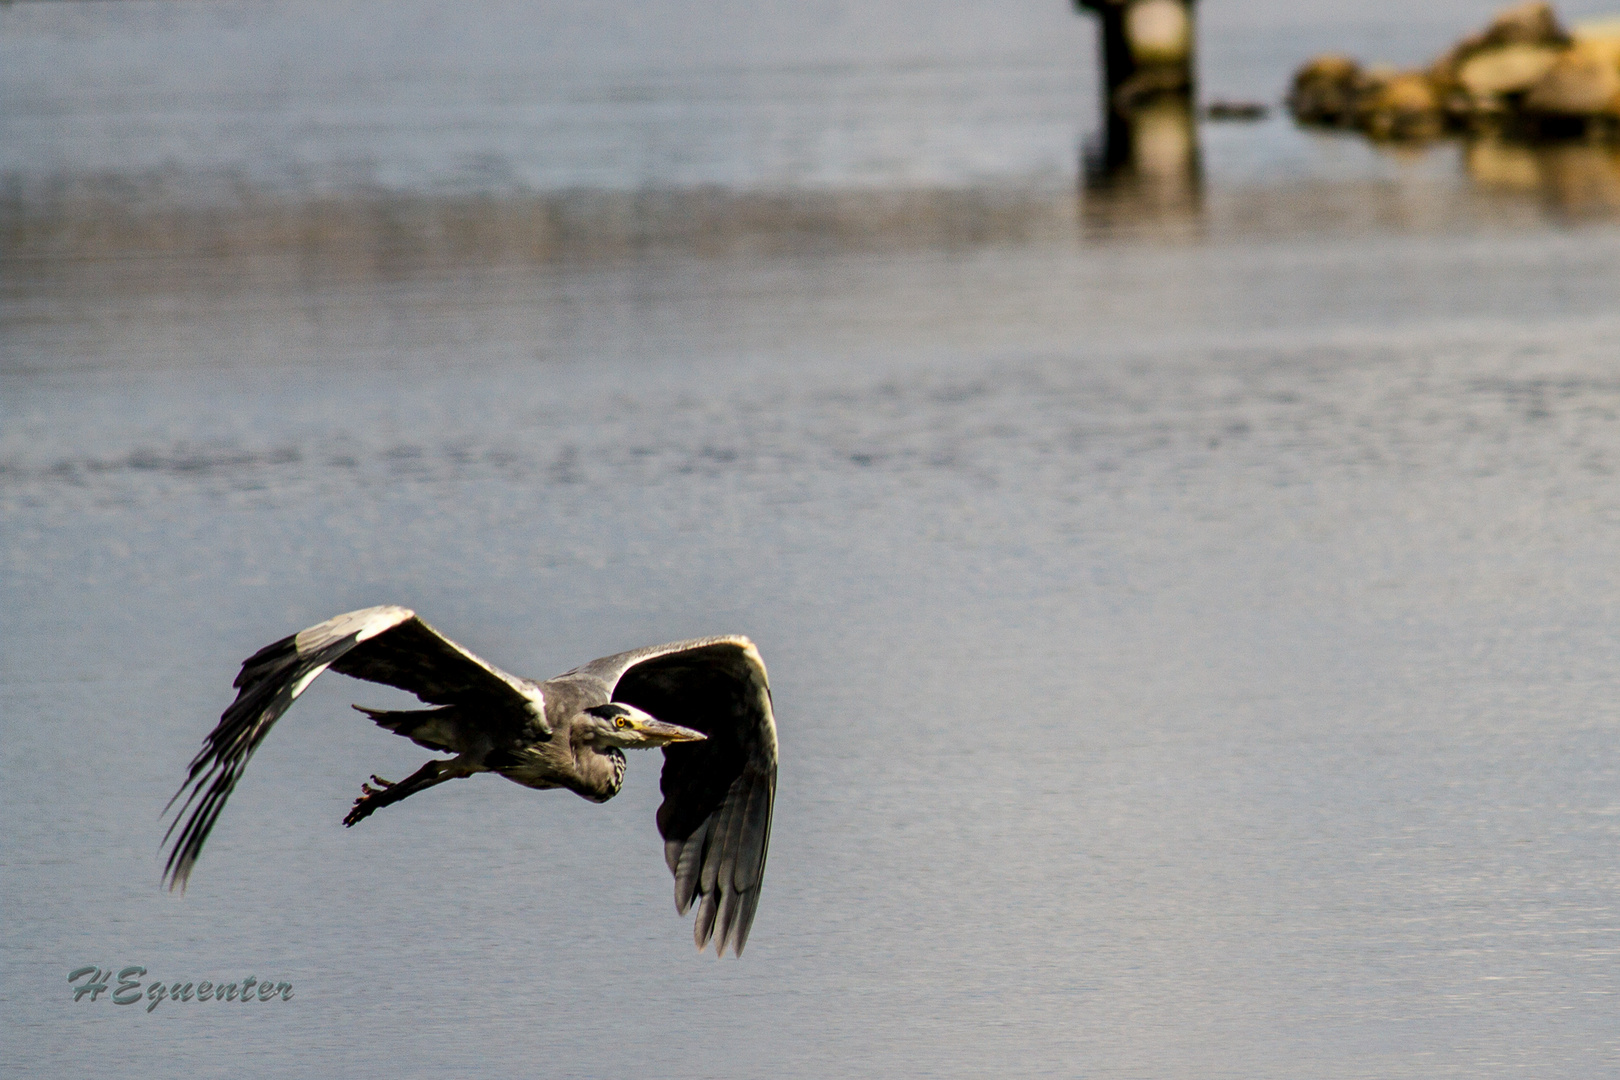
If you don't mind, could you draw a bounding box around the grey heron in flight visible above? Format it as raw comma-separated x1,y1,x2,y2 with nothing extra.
164,606,777,956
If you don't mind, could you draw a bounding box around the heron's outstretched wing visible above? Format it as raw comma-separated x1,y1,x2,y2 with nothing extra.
164,605,546,889
583,637,777,957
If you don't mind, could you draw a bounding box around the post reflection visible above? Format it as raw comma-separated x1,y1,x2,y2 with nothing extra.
1082,92,1202,234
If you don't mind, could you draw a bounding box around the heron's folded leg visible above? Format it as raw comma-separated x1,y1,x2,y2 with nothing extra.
343,758,469,827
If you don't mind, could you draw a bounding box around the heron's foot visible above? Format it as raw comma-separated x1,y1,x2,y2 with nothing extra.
343,775,394,827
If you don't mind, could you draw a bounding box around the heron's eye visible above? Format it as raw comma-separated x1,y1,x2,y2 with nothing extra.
615,717,629,729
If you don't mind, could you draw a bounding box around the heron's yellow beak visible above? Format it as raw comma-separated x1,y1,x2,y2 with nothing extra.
635,718,707,745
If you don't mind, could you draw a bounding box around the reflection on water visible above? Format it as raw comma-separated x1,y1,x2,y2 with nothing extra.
1464,135,1620,214
1,181,1080,270
13,121,1620,273
1082,93,1203,238
12,140,1620,275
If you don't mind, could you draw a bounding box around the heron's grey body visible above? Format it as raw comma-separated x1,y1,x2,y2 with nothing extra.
165,606,778,957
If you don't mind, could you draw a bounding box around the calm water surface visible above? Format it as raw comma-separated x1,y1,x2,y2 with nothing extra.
4,2,1620,1077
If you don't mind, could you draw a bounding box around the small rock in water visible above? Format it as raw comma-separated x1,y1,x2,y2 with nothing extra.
1359,71,1444,140
1451,43,1564,105
1204,100,1267,122
1288,55,1367,125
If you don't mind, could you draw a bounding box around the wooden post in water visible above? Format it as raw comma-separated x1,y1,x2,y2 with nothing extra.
1074,0,1197,106
1075,0,1201,226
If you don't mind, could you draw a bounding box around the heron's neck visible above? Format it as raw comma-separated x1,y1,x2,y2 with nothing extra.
568,730,627,803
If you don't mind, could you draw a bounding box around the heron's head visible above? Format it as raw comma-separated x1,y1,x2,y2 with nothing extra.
583,703,707,749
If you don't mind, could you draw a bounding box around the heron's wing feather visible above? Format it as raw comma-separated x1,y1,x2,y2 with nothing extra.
601,637,778,957
163,606,545,889
568,635,756,688
324,613,547,723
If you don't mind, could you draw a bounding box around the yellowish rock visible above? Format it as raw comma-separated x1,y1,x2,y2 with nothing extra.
1288,55,1366,124
1358,72,1444,140
1456,43,1565,101
1526,42,1620,115
1571,17,1620,69
1476,1,1569,47
1429,2,1570,105
1289,3,1620,134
